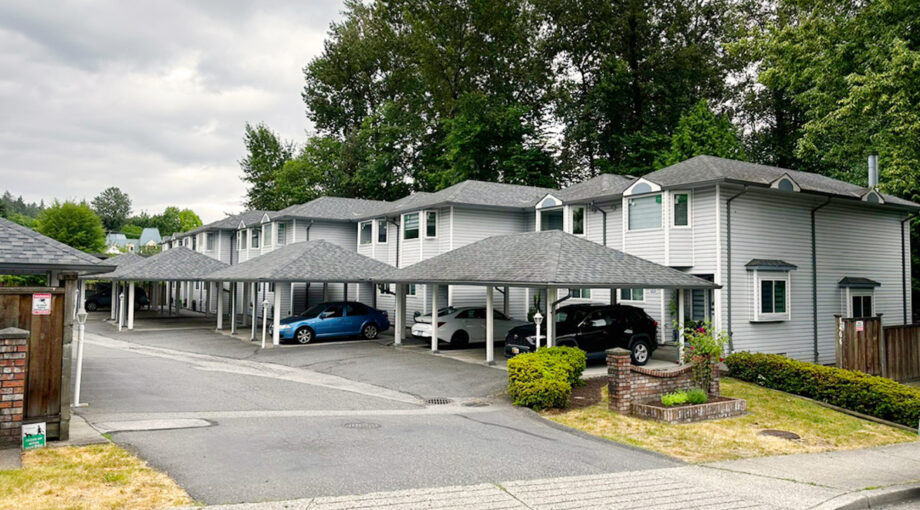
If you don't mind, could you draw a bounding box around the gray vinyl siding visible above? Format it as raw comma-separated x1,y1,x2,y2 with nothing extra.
688,188,717,275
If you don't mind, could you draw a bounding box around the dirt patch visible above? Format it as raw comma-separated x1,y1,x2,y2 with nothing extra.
570,377,606,408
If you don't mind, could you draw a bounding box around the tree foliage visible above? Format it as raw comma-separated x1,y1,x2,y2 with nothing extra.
659,99,745,167
34,201,106,253
92,187,132,231
240,123,295,210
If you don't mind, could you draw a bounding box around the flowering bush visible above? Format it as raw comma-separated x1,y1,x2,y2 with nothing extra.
681,321,728,394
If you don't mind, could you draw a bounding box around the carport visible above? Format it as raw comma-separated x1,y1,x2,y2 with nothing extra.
204,240,396,346
386,230,720,364
92,247,228,331
89,252,145,323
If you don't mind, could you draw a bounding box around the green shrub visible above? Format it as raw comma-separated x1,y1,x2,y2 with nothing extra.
686,388,708,405
661,391,688,407
726,352,920,428
538,346,587,387
507,351,575,410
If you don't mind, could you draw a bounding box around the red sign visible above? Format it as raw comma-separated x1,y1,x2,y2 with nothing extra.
32,293,52,315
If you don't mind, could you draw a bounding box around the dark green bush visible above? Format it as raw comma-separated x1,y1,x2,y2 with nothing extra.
507,349,583,410
686,388,708,405
725,352,920,428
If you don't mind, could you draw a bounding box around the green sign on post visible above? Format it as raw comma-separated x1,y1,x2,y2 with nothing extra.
22,422,46,450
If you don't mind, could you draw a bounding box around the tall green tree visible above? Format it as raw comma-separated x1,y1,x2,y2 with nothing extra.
239,122,295,210
177,209,202,232
92,187,132,231
34,201,106,253
659,99,745,167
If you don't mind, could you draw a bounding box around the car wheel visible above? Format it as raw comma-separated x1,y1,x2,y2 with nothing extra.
630,339,651,366
362,323,379,340
295,327,314,344
450,330,469,348
85,301,98,312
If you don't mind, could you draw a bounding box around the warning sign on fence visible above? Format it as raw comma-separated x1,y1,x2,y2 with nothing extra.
855,320,864,332
31,293,52,315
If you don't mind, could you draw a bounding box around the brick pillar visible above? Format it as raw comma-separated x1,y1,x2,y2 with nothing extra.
0,328,28,446
607,348,632,413
708,361,721,397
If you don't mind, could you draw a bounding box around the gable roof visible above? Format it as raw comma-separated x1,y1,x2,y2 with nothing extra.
273,197,389,222
181,210,273,238
557,173,635,203
360,180,557,219
139,228,161,245
99,246,228,281
645,155,919,209
0,217,112,274
204,240,396,283
389,230,719,289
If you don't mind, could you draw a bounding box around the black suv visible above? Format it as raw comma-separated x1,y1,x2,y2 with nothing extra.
504,303,658,365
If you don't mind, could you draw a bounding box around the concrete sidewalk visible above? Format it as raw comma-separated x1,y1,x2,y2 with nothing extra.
190,442,920,510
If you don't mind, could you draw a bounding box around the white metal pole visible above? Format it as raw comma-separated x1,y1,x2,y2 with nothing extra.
678,289,686,363
251,282,257,340
127,281,135,330
216,281,224,330
118,290,125,331
272,290,281,346
261,299,269,348
230,282,237,334
486,286,494,364
73,291,88,408
430,284,439,352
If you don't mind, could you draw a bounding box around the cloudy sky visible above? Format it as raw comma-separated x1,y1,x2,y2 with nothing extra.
0,1,344,223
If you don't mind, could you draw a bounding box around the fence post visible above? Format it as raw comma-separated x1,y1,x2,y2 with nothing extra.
877,315,888,379
834,315,843,369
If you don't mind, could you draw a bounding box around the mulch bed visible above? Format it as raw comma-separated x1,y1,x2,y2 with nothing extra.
570,377,607,408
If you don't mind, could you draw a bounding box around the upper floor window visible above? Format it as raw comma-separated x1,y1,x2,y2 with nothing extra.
192,236,197,250
619,288,644,302
628,195,662,231
251,228,261,249
206,233,215,251
540,209,563,231
377,219,388,243
359,221,372,245
673,193,690,227
570,288,591,299
277,223,286,245
239,230,247,250
426,211,438,238
404,213,419,240
263,224,272,246
572,206,585,235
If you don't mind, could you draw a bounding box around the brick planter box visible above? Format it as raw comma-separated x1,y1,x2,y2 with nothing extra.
631,397,747,424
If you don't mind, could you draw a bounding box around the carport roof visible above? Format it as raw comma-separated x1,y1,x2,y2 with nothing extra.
388,230,720,289
97,246,228,281
204,240,397,283
0,217,113,274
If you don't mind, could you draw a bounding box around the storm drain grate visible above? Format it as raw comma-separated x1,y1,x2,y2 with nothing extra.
343,422,381,430
425,397,453,406
758,429,801,441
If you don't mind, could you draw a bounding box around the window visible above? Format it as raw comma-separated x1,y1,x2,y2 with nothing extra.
570,288,591,299
673,193,689,227
628,194,662,230
192,236,197,250
263,225,272,246
269,282,275,292
251,228,260,248
239,230,247,250
206,233,215,251
620,288,644,302
425,211,437,238
324,304,344,318
755,273,791,321
377,219,387,243
407,284,417,296
277,223,286,245
850,290,874,318
540,209,563,231
572,206,585,235
404,213,419,240
359,221,372,245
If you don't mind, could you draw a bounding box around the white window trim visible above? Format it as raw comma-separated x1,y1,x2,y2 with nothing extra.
376,219,388,244
752,269,791,322
619,288,646,303
846,288,875,318
263,224,273,247
251,228,261,249
626,193,664,232
403,212,420,240
406,284,417,296
424,210,438,239
671,190,692,229
206,233,215,252
359,221,373,245
571,205,586,236
538,206,564,232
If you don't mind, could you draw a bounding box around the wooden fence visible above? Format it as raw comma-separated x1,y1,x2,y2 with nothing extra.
835,315,920,382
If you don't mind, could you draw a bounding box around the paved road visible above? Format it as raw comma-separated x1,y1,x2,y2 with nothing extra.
78,315,677,505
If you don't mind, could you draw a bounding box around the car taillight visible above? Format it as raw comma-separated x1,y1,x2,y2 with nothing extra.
653,321,658,327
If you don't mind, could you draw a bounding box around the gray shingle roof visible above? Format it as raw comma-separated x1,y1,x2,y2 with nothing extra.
389,230,719,289
557,173,635,203
0,217,113,274
274,197,389,222
645,155,919,208
745,259,798,271
101,252,145,269
838,277,881,288
101,246,228,281
204,240,396,283
183,210,273,237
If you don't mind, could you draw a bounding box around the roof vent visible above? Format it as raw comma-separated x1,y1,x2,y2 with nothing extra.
868,154,879,188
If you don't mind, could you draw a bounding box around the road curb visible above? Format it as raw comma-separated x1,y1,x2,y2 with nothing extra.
810,483,920,509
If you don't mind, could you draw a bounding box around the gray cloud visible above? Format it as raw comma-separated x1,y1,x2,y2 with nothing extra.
0,0,343,222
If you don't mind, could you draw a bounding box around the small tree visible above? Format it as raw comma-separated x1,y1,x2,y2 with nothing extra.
681,321,729,394
659,100,745,167
34,201,106,253
92,187,132,231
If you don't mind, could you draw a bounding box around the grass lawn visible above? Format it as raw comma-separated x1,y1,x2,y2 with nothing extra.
0,443,192,510
545,377,917,463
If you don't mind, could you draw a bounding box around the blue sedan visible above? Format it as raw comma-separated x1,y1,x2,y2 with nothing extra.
274,301,390,344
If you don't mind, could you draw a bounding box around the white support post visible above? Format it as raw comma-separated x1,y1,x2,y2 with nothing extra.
395,283,405,346
250,282,258,340
261,298,268,348
430,284,439,353
118,290,126,331
216,281,224,331
678,289,686,363
230,282,238,334
486,286,494,364
546,286,556,347
127,281,135,330
273,289,281,346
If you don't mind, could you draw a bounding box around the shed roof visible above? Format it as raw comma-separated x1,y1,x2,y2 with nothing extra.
99,246,228,281
388,230,719,289
838,277,882,288
204,240,396,283
0,217,113,274
745,259,798,271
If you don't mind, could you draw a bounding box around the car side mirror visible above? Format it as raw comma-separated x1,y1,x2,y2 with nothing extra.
319,312,329,319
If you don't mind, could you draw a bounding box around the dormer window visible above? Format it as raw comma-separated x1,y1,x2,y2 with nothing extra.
770,174,801,192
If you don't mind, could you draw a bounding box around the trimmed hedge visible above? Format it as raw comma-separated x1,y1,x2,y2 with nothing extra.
507,347,587,410
725,352,920,428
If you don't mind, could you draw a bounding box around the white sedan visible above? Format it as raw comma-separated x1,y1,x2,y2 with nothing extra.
411,306,531,347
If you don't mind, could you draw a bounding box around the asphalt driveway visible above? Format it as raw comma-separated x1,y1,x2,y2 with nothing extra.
77,314,677,505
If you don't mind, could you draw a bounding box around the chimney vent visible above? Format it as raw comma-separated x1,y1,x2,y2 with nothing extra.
868,155,879,188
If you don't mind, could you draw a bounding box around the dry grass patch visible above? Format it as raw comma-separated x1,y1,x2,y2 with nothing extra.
545,377,917,463
0,443,192,510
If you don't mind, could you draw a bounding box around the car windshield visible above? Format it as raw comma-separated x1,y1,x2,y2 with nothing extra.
299,303,327,318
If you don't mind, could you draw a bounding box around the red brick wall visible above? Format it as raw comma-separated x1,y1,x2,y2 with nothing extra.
607,348,719,413
0,331,28,445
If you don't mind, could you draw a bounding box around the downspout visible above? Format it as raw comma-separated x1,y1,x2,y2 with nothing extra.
305,220,314,241
589,201,607,246
725,187,748,353
811,197,832,363
903,213,918,325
